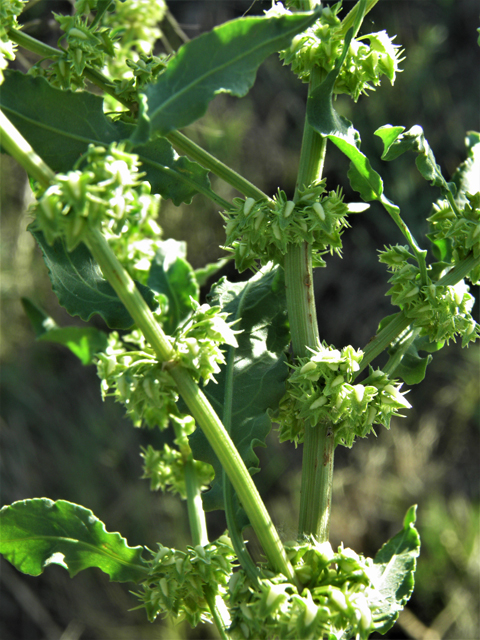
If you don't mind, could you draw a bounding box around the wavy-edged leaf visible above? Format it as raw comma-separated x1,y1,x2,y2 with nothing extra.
369,505,421,634
374,124,455,197
0,499,148,583
189,265,289,511
136,10,321,140
148,239,199,334
0,70,211,205
21,297,108,365
30,227,157,330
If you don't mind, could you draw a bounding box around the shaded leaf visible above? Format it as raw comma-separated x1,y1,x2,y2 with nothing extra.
0,71,211,205
369,505,421,634
21,297,108,365
0,499,148,583
30,227,157,330
136,10,321,140
148,239,199,334
189,265,289,511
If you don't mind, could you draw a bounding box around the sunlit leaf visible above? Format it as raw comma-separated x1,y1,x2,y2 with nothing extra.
148,239,199,334
136,10,321,140
369,505,421,634
0,499,148,583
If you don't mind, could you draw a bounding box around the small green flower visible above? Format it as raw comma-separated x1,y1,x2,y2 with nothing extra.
222,182,350,272
267,2,403,101
276,344,411,448
0,0,28,84
33,143,159,251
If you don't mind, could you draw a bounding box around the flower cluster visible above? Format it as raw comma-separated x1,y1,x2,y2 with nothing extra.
33,143,159,251
228,539,380,640
174,300,239,385
266,2,403,101
222,182,350,272
380,245,480,346
0,0,27,84
141,412,214,498
137,535,236,627
96,329,178,429
27,4,117,91
100,0,169,106
428,192,480,285
276,344,411,448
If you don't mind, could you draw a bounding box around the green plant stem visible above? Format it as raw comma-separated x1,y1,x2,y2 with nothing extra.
2,54,296,586
0,109,55,187
284,64,334,542
83,229,295,582
339,0,381,36
170,419,209,548
204,586,231,640
183,458,209,546
167,131,270,202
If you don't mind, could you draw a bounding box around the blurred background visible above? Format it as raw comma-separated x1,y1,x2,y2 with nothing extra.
1,1,479,639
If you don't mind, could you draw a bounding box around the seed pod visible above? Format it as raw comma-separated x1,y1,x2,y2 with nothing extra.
69,27,90,40
243,197,255,216
284,200,295,218
313,201,325,221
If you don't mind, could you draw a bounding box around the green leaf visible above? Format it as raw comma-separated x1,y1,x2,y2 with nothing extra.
194,256,231,288
30,227,158,330
369,505,421,634
374,124,455,196
189,265,290,511
0,71,211,205
21,298,108,365
147,239,199,334
0,499,148,583
136,10,321,140
307,14,384,203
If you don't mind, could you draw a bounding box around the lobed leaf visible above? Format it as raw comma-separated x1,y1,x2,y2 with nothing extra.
450,130,480,207
135,10,321,140
30,228,158,330
189,265,290,511
369,505,421,634
0,71,211,205
147,239,199,334
0,499,148,583
22,297,108,365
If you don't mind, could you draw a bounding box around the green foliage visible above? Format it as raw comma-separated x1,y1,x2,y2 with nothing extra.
30,228,158,330
228,507,420,640
0,71,212,205
1,0,478,636
0,499,148,582
134,10,321,141
190,265,290,511
21,297,108,365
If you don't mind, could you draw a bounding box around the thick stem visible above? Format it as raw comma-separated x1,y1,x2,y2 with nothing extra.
285,65,335,542
84,228,296,583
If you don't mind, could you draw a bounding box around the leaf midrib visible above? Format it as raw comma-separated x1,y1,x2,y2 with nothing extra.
149,14,313,122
